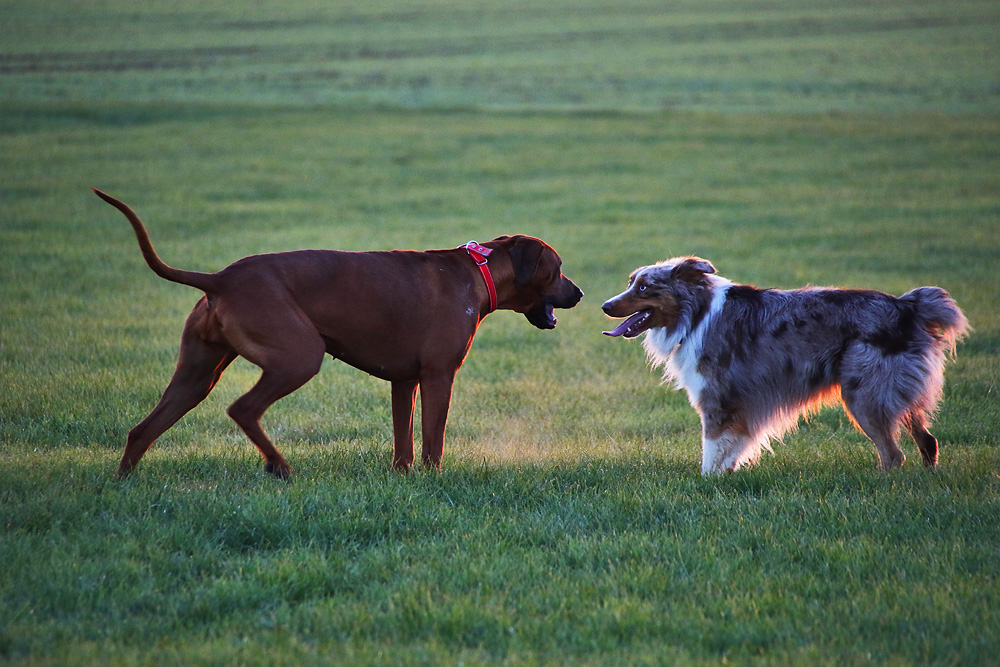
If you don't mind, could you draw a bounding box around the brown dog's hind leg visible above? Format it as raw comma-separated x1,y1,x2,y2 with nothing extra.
226,367,321,479
225,336,325,480
390,380,418,471
118,313,236,478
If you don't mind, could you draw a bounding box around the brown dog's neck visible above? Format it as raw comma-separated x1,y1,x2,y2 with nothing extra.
460,242,497,313
475,248,519,313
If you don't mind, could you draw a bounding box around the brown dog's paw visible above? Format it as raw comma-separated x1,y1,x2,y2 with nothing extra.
264,460,293,480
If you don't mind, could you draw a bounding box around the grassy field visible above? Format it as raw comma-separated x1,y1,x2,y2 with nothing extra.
2,1,999,664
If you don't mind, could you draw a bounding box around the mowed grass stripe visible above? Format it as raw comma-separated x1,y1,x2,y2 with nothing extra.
1,0,997,113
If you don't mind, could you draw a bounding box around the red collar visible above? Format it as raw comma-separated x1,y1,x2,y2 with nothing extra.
462,241,497,313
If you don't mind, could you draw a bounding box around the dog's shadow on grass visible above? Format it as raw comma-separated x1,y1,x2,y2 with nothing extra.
98,438,939,504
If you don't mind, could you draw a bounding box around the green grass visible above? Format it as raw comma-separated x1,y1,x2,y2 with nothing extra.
2,0,998,113
2,0,999,664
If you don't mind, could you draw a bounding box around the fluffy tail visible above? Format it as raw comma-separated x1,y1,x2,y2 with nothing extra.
93,189,219,293
900,286,971,354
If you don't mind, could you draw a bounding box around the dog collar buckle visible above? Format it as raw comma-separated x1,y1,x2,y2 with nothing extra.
462,241,497,313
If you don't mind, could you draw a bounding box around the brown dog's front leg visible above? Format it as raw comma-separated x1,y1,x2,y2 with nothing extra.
419,374,455,470
390,380,418,471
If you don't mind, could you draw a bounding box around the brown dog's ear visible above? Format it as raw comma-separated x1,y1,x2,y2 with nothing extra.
672,257,716,284
508,236,545,289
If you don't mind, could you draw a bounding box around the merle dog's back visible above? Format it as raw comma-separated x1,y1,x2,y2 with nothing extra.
696,283,968,458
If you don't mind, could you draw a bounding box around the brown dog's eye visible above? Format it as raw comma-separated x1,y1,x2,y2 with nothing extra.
638,284,647,292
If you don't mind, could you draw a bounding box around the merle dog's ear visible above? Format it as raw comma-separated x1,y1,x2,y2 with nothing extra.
673,257,716,284
508,237,544,289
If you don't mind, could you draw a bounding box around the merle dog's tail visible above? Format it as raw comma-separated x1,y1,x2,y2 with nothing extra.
900,286,971,354
94,189,220,294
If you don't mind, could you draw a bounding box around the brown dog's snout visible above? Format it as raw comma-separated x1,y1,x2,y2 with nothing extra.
553,276,583,308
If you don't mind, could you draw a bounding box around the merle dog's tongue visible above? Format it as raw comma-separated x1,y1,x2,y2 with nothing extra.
603,311,647,337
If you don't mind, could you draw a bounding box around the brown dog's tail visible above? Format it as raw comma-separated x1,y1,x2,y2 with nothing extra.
93,189,220,293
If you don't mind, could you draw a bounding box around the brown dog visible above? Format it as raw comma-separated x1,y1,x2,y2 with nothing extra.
95,190,582,478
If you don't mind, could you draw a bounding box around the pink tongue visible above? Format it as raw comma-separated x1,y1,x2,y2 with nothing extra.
603,312,646,337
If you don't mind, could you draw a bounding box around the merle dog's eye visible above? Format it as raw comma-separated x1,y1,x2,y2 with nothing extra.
638,284,647,292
